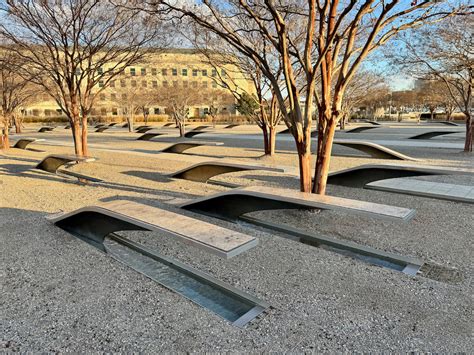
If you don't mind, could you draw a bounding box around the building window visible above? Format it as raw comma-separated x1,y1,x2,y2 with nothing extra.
97,67,103,75
154,108,160,114
221,69,226,77
202,81,208,88
202,69,208,76
192,69,198,77
122,93,127,100
163,81,168,87
99,94,106,101
162,68,167,76
141,68,146,76
152,81,158,88
110,80,115,88
173,81,178,87
152,68,157,75
98,80,104,88
101,108,107,115
112,107,118,116
111,93,116,100
212,69,217,77
120,80,126,87
142,80,147,88
172,68,177,76
182,68,187,76
131,80,137,87
192,81,198,88
203,107,209,115
130,68,136,76
212,82,217,88
183,81,188,88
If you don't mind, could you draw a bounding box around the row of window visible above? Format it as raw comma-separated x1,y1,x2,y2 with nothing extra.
97,67,226,77
98,80,219,89
98,92,224,101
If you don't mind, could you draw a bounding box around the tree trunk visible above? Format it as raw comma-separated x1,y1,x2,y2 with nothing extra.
262,124,269,155
14,116,22,133
312,117,337,195
71,119,83,156
127,112,134,132
297,145,312,192
464,112,472,152
81,115,89,156
1,128,9,149
179,122,185,137
268,126,276,156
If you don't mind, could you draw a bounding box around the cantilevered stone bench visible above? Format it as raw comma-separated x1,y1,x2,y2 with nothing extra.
364,120,382,126
35,154,102,182
184,130,208,138
95,127,110,132
425,121,459,126
95,124,106,128
136,127,154,133
109,122,118,127
327,163,473,188
12,138,44,150
137,132,166,141
345,126,378,133
161,141,223,154
47,200,257,258
332,139,418,161
180,186,416,222
162,122,174,127
408,131,459,140
192,125,210,131
135,125,152,131
366,178,474,204
38,126,55,133
224,124,240,129
170,161,286,183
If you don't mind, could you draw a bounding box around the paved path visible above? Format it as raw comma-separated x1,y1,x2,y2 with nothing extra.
366,178,474,204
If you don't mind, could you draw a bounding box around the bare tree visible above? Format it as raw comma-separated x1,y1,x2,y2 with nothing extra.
143,0,470,193
395,16,473,151
191,32,283,156
157,83,212,137
0,0,162,156
108,76,159,131
339,71,388,129
0,50,37,149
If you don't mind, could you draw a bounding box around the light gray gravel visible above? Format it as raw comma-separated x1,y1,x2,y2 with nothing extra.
1,124,473,352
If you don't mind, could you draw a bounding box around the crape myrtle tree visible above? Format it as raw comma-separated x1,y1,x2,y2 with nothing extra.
395,16,473,151
156,83,213,137
143,0,470,194
191,32,283,156
0,50,36,149
0,0,163,156
108,76,160,132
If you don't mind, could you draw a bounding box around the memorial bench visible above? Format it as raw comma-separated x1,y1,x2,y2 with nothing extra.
345,126,378,133
137,132,166,141
161,141,224,154
35,154,102,182
12,138,44,150
95,127,110,133
408,131,459,140
180,185,416,222
170,160,287,183
38,126,55,133
327,163,473,188
331,139,418,161
47,200,257,258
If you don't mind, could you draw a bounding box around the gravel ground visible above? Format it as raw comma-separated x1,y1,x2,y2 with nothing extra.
1,124,473,352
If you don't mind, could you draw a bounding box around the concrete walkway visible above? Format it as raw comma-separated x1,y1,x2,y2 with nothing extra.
366,178,474,204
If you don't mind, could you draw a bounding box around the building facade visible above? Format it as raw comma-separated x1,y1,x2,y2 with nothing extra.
22,49,255,119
